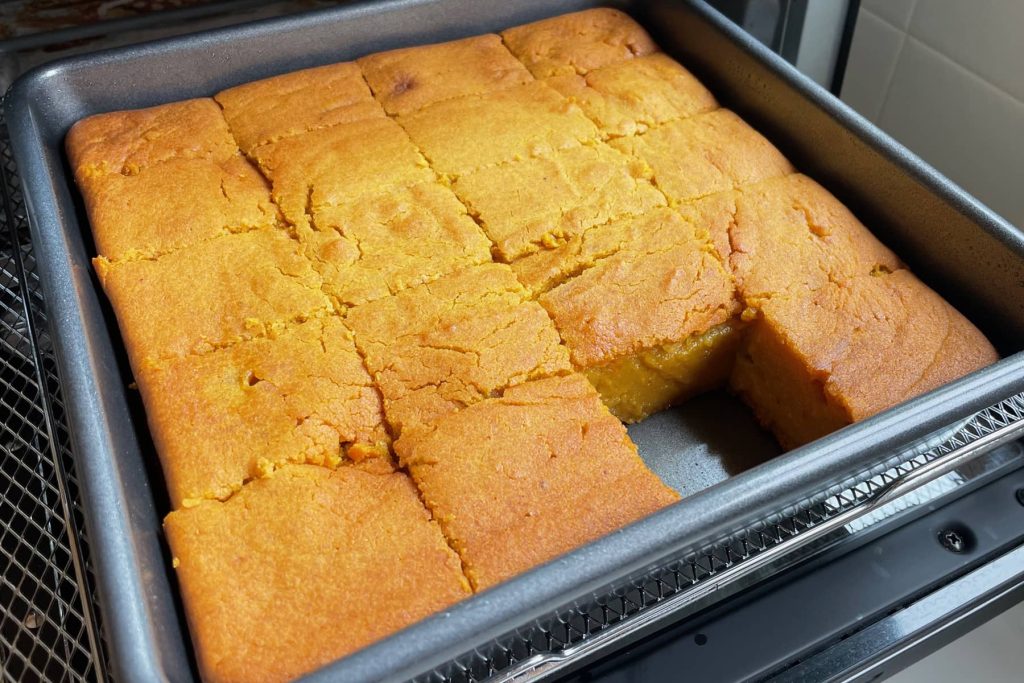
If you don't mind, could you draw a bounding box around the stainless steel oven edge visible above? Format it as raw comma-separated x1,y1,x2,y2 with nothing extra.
5,1,1024,681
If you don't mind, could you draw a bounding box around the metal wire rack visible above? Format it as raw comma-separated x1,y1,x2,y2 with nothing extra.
0,120,107,682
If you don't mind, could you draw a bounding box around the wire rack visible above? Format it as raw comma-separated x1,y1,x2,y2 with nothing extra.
0,120,106,682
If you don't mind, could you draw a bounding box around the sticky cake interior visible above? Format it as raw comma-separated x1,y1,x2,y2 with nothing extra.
65,9,999,682
516,207,741,422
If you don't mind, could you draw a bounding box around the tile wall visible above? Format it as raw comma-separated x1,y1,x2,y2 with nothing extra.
840,0,1024,228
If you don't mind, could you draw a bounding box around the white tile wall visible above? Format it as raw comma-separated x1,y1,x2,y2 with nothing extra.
861,0,918,31
839,10,905,121
840,0,1024,228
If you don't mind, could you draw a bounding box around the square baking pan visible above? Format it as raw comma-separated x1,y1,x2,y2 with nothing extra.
5,0,1024,681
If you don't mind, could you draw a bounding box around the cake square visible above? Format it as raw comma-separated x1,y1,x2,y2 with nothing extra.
216,61,385,154
451,143,665,261
501,8,659,78
733,269,998,449
395,374,679,591
345,263,571,436
251,116,433,230
545,53,718,138
359,34,533,115
727,175,997,448
76,154,279,261
66,98,237,176
94,229,331,363
532,208,741,422
727,175,903,302
164,464,469,683
610,109,794,203
299,182,493,307
137,317,390,508
396,81,598,176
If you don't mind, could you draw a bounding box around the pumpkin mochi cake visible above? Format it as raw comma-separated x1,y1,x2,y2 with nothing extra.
66,8,998,682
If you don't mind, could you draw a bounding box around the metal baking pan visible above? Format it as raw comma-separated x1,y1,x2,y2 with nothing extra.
0,0,342,91
5,0,1024,681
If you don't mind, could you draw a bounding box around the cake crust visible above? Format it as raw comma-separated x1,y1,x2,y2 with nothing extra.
164,464,469,683
728,175,997,447
452,144,665,261
94,229,330,363
359,34,533,115
137,317,390,508
545,53,718,138
66,98,236,176
611,109,794,203
536,208,739,368
346,263,571,435
216,61,385,153
396,374,679,590
397,81,599,176
77,154,279,261
252,116,433,229
501,8,659,78
299,182,493,308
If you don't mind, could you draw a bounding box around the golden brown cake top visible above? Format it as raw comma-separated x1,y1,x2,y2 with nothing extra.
758,269,997,422
251,116,433,230
137,317,390,508
66,98,237,176
78,154,279,261
502,8,659,78
397,81,599,176
510,205,700,294
164,463,469,683
611,109,794,203
537,208,739,368
359,34,534,115
94,229,331,363
216,61,385,154
728,174,904,303
452,143,665,261
396,374,679,590
346,263,571,435
729,174,996,422
546,52,718,138
299,181,493,308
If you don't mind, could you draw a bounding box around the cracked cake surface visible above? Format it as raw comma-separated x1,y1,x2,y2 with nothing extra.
359,34,533,115
77,154,280,261
501,8,659,79
216,61,385,154
346,263,572,436
297,181,493,308
395,374,679,590
67,98,237,176
137,317,390,508
94,228,331,363
544,52,718,138
164,463,469,683
396,80,599,176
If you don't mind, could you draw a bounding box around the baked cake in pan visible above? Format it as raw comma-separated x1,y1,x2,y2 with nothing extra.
67,8,997,681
